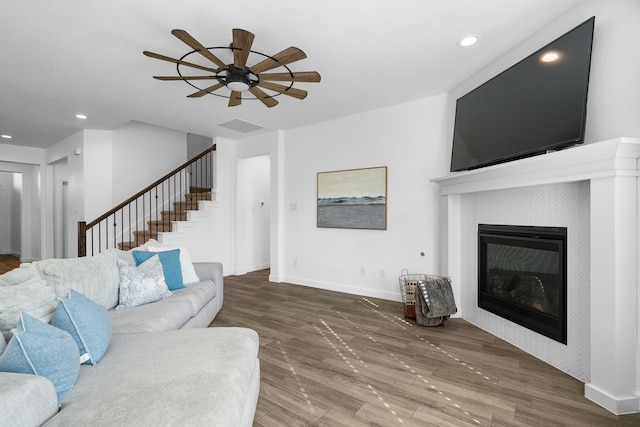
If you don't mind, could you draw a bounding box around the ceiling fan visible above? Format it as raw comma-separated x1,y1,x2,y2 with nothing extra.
143,28,321,108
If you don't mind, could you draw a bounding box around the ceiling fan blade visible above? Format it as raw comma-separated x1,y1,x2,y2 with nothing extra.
229,91,242,107
249,86,278,108
154,75,218,81
249,47,307,74
144,51,219,73
187,82,225,98
258,81,307,100
232,28,255,69
259,71,321,83
171,29,227,68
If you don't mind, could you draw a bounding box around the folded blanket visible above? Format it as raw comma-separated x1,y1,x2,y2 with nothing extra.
416,275,457,318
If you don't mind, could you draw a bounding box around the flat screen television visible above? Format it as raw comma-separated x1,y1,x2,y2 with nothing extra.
450,17,595,172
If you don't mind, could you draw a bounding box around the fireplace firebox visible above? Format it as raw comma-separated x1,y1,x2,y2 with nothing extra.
478,224,567,344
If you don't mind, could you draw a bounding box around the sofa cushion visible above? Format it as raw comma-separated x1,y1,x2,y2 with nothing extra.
108,299,194,334
0,333,5,355
0,263,40,286
0,372,59,427
46,328,259,427
0,313,79,401
133,249,184,290
34,250,120,310
0,273,59,342
51,290,112,365
116,256,171,308
166,280,217,316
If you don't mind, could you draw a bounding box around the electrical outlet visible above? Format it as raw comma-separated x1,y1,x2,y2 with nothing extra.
293,259,297,268
360,267,366,276
379,269,385,279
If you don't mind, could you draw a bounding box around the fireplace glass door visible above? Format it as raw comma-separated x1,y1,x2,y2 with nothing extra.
478,224,567,344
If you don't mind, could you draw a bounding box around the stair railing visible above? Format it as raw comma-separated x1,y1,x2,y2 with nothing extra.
78,145,216,257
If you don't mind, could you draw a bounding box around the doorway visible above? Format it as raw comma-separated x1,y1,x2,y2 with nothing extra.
236,155,270,274
0,171,22,258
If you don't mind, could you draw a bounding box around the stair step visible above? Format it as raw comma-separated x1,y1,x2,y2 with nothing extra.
173,201,201,212
118,241,136,250
189,186,211,194
133,230,158,241
185,192,211,202
148,220,173,233
162,211,187,221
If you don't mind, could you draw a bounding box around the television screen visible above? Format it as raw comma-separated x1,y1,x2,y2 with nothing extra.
450,17,595,172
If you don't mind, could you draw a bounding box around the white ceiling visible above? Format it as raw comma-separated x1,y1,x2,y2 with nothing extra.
0,0,582,149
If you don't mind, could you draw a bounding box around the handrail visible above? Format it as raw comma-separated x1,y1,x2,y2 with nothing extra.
78,145,216,257
86,145,216,228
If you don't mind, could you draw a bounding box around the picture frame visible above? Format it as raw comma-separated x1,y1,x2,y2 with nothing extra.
317,166,387,230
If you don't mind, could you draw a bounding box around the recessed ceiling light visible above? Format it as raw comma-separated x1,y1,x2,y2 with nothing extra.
540,51,561,63
75,114,88,119
458,35,479,47
1,134,12,139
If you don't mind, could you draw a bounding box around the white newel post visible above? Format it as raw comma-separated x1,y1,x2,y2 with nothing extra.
585,174,639,415
433,137,640,415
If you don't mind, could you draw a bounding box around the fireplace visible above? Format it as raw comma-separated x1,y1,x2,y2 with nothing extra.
478,224,567,344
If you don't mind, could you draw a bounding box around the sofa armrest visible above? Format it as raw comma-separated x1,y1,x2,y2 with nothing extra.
193,262,223,309
0,372,59,426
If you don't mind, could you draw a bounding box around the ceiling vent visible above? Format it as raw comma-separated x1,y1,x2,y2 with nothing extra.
217,119,264,133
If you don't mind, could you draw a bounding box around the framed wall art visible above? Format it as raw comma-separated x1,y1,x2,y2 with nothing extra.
317,166,387,230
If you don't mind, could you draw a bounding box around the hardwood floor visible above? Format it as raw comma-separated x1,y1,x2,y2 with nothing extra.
211,269,640,426
0,254,20,274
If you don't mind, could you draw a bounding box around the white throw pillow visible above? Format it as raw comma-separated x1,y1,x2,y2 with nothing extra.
116,256,172,309
147,246,200,284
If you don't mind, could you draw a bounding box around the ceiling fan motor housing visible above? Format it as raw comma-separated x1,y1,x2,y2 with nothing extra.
221,65,256,92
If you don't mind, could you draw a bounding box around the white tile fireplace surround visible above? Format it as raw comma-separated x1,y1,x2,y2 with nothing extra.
433,137,640,415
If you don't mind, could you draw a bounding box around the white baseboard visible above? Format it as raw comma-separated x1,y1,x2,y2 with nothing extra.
585,383,640,415
278,275,403,302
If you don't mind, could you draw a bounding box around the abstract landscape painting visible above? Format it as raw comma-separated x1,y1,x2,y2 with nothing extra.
317,166,387,230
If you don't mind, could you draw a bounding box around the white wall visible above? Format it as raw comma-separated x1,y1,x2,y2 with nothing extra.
46,130,87,258
278,95,449,300
187,133,213,161
111,121,187,205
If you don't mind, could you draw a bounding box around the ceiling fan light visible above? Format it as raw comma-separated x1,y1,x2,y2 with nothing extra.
226,80,251,92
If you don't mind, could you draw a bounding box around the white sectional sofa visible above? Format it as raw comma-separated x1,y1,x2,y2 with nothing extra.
0,248,260,427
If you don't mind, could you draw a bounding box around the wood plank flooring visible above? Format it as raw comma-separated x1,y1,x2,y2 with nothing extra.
0,254,20,274
211,269,640,426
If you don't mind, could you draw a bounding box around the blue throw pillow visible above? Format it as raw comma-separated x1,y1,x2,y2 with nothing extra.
0,312,80,402
132,249,184,290
51,289,112,365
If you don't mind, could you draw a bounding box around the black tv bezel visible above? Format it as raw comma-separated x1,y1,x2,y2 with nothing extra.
450,17,595,172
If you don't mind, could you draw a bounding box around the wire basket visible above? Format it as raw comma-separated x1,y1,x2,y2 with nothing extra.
399,269,455,321
399,269,425,319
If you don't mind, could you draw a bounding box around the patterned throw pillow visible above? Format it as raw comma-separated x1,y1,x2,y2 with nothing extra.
116,255,172,309
51,289,112,365
0,313,79,402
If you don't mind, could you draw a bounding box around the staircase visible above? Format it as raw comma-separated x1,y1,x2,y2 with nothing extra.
118,187,212,250
78,146,216,257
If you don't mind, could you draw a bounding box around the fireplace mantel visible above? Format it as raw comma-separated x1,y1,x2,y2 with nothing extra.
432,137,640,415
433,137,640,195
